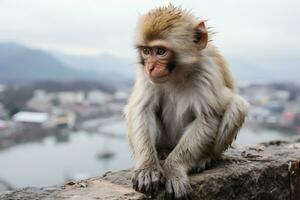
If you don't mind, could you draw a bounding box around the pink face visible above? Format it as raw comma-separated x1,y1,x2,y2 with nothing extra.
139,44,173,84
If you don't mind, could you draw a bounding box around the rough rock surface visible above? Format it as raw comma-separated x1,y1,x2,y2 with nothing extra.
1,138,300,200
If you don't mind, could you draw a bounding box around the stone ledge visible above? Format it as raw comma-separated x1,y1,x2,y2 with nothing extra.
1,138,300,200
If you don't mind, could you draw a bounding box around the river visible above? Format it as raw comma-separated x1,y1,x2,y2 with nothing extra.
0,119,296,189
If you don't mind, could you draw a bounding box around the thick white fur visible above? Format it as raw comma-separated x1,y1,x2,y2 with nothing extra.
124,44,249,198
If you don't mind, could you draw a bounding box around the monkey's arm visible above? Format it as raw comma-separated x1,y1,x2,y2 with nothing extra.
162,115,214,199
125,104,164,193
163,113,216,171
126,106,161,169
124,78,163,193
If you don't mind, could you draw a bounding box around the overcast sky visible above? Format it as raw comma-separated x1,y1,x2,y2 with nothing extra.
0,0,299,63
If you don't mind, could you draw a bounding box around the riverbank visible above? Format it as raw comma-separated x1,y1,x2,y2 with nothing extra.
0,114,122,149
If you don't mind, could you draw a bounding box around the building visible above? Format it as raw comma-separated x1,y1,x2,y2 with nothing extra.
57,91,85,106
86,90,112,105
12,111,49,124
0,84,5,93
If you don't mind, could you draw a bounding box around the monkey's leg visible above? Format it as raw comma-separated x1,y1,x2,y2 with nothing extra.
127,109,164,195
213,94,249,156
163,118,217,200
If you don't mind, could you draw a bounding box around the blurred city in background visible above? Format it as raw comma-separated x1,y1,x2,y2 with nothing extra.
0,0,299,192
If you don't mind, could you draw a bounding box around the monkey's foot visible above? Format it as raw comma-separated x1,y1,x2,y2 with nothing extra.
132,166,164,195
189,158,213,174
165,178,191,200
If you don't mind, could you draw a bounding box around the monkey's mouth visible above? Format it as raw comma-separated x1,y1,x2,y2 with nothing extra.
150,74,169,84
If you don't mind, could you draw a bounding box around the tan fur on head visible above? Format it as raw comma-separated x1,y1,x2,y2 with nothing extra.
137,5,195,41
135,4,208,69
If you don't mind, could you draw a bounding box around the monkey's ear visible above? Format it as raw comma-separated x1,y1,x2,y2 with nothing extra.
194,21,208,50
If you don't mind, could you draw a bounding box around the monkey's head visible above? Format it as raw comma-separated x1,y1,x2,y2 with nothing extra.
135,5,208,84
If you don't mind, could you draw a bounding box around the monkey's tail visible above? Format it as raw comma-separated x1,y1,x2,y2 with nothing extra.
214,95,250,155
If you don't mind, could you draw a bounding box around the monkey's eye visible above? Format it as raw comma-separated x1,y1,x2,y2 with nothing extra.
141,47,151,56
156,47,167,56
157,48,167,56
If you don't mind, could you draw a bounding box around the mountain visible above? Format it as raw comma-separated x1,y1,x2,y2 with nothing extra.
0,42,135,87
0,42,101,84
51,52,135,84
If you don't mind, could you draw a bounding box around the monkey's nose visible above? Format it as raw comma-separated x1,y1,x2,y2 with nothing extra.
147,63,155,72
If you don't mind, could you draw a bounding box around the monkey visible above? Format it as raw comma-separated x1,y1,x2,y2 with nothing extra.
124,5,249,200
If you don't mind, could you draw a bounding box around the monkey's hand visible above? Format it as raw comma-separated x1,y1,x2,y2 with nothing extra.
163,164,191,200
132,164,164,195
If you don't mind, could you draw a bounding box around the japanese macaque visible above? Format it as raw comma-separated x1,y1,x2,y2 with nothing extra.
124,5,249,200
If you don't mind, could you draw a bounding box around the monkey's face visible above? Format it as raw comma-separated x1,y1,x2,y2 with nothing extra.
138,41,174,84
136,6,209,84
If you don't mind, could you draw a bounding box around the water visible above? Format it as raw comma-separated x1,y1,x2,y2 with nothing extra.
236,126,293,144
0,120,133,189
0,119,295,189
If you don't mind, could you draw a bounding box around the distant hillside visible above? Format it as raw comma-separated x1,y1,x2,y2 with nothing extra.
51,52,135,84
0,43,98,83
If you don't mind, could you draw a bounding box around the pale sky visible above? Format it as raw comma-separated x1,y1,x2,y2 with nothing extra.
0,0,299,63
